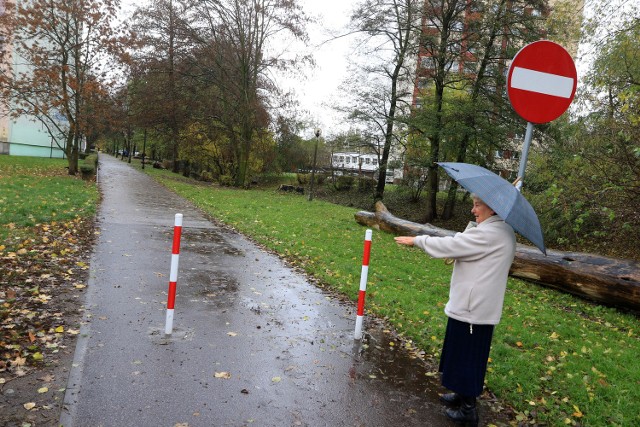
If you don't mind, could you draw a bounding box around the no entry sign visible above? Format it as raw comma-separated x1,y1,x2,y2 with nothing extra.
507,40,577,124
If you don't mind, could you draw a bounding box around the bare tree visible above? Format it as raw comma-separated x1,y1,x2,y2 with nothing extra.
191,0,310,187
345,0,422,201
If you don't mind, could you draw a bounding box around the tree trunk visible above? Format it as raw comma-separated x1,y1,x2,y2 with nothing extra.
355,201,640,313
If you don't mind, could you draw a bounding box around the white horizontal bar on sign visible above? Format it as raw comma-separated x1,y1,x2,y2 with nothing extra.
511,67,574,98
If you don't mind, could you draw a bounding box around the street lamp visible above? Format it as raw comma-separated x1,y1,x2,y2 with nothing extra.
308,128,321,201
141,128,147,169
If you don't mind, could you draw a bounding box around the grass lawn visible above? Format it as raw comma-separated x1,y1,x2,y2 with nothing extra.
1,156,98,426
142,165,640,427
0,156,97,246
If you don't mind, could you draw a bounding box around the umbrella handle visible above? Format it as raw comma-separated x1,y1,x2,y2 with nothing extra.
512,176,521,187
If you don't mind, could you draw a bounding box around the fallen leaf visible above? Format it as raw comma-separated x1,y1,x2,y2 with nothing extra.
227,332,238,337
214,371,231,379
37,387,49,394
271,376,282,383
54,326,64,333
572,405,583,417
23,402,36,410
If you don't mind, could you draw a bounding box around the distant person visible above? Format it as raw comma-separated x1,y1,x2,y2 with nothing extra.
394,195,516,426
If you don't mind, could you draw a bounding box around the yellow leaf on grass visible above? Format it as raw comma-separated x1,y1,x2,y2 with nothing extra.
55,326,64,333
572,404,583,417
32,352,44,361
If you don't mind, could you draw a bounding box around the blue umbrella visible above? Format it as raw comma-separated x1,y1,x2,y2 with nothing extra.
438,162,546,255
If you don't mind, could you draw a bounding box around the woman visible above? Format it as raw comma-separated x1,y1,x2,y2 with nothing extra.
395,195,516,426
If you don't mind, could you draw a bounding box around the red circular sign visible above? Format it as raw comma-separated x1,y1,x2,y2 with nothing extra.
507,40,577,124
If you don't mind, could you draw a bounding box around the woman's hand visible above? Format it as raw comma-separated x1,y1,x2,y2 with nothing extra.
394,236,415,246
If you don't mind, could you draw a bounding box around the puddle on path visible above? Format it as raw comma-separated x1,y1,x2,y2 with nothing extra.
178,228,244,257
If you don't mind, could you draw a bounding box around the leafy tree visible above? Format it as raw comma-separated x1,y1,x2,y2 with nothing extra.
409,0,550,222
528,12,640,255
0,0,125,174
273,115,307,173
189,0,310,187
129,0,197,172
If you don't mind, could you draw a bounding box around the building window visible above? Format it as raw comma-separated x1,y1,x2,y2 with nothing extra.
352,157,357,163
421,56,435,69
346,157,350,164
365,158,371,164
372,159,378,165
339,156,344,162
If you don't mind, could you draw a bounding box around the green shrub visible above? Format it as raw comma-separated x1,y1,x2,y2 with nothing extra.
200,170,214,182
85,153,98,167
335,175,354,191
356,176,376,192
79,153,98,180
79,163,95,180
297,173,309,185
219,175,233,186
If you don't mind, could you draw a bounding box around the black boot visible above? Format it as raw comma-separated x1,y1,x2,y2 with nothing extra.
445,396,479,426
439,392,461,407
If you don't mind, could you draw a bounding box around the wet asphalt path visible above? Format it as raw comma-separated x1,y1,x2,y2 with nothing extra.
59,155,468,427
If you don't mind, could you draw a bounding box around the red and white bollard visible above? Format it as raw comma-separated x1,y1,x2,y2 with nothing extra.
354,229,372,340
165,213,183,336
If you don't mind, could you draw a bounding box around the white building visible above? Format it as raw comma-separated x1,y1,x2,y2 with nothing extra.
330,151,403,183
331,152,379,173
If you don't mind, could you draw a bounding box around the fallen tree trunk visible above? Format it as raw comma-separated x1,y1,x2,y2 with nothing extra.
355,201,640,313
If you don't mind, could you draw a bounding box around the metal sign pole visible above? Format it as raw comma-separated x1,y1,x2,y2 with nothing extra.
516,121,534,191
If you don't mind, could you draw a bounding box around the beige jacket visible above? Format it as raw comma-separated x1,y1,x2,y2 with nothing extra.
413,215,516,325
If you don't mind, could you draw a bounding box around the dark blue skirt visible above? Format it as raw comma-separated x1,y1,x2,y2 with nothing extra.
439,317,494,397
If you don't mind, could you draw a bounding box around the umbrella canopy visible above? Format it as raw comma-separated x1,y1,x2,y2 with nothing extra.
438,162,546,255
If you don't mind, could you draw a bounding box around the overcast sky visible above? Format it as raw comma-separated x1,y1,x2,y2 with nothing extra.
268,0,360,138
121,0,358,138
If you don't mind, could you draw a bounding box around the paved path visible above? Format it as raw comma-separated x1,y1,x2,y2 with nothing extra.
59,155,463,427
